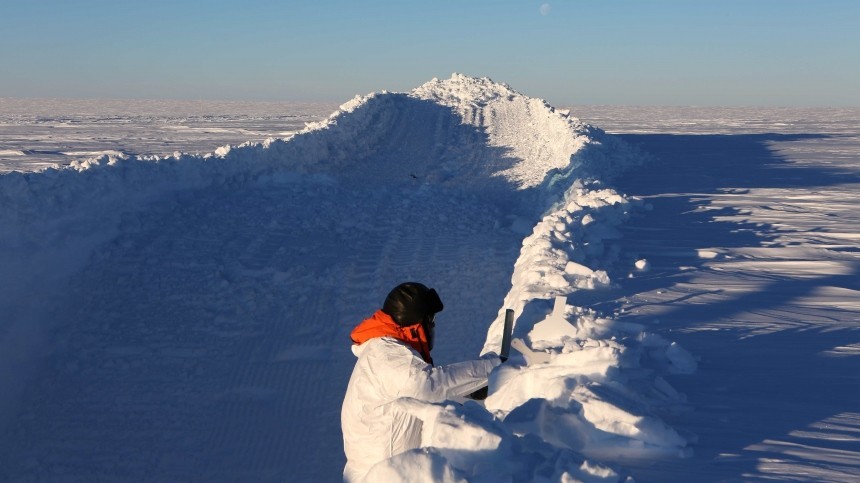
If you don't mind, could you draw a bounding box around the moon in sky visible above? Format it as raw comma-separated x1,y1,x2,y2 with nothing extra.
540,3,551,16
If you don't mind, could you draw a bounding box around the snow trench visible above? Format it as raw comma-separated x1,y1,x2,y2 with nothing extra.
0,74,695,481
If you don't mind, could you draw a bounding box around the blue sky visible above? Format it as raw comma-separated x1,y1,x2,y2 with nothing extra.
1,0,858,106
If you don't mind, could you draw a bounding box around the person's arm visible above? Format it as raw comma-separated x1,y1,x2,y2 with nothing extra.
365,338,501,402
394,347,500,401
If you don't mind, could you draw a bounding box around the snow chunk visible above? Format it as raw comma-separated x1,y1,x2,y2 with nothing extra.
666,342,698,374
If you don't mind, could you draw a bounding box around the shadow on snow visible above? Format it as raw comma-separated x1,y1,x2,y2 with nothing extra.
591,133,860,481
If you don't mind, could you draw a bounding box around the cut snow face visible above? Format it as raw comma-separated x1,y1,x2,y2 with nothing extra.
0,74,691,482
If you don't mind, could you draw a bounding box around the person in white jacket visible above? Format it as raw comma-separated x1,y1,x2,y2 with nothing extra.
341,282,501,483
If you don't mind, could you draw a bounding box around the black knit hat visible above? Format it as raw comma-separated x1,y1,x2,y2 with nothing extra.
382,282,444,327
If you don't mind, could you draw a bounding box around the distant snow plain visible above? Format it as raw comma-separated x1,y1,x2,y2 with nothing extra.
1,82,859,482
0,97,338,173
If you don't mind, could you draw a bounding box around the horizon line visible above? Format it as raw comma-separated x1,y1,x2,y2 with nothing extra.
1,95,857,111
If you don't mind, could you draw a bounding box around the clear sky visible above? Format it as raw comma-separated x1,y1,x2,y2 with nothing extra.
1,0,858,106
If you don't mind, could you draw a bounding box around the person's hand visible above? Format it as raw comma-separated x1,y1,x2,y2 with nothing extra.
480,351,505,367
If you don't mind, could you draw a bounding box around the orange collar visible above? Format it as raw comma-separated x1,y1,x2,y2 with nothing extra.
351,310,433,364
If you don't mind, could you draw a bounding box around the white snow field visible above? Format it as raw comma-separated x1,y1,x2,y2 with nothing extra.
0,97,338,174
1,76,859,481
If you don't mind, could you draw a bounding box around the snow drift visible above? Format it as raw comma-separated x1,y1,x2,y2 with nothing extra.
0,74,694,481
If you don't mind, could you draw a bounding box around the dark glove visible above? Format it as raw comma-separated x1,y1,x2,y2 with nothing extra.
465,386,489,400
481,352,506,364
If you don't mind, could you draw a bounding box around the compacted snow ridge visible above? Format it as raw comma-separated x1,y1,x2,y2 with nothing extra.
3,77,860,481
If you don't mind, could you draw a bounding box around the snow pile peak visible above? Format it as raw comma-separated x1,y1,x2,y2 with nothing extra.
413,73,600,191
268,73,625,196
412,73,521,106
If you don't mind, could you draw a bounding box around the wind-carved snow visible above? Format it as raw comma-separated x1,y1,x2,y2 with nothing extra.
0,74,692,481
413,74,595,189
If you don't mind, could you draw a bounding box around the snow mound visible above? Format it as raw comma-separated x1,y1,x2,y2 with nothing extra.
473,150,696,466
365,399,623,482
0,74,638,369
264,73,630,202
0,72,633,260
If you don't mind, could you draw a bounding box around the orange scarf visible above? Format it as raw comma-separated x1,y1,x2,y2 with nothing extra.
351,310,433,364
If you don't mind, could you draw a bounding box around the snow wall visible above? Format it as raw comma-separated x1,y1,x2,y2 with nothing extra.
0,74,695,480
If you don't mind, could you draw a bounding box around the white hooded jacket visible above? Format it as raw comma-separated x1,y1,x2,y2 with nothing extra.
341,336,499,482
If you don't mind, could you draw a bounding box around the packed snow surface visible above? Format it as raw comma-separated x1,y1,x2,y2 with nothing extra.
2,77,860,481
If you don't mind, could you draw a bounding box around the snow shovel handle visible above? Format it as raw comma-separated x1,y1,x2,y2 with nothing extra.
500,309,514,361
